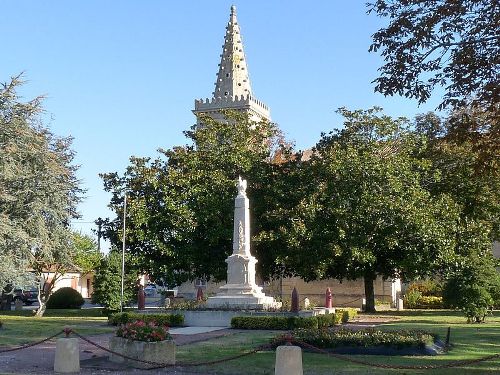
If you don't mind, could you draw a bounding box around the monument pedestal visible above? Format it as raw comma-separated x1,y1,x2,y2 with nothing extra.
207,177,280,310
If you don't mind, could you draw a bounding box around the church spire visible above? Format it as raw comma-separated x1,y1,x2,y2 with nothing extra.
213,5,252,99
193,5,270,124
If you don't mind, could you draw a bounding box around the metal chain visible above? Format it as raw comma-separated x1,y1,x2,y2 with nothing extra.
71,329,274,369
287,337,500,370
0,330,64,354
336,297,362,307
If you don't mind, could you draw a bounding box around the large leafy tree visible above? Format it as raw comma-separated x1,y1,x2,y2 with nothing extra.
101,112,286,286
0,75,82,315
272,108,460,312
368,0,500,112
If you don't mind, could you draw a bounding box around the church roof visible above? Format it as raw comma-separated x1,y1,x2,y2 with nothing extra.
213,5,253,99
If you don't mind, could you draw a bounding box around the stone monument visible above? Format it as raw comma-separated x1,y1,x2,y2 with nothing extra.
206,177,280,309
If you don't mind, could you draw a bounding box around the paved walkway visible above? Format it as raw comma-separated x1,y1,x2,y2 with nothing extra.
0,327,235,374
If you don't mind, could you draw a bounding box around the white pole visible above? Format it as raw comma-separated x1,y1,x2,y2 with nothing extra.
120,193,127,313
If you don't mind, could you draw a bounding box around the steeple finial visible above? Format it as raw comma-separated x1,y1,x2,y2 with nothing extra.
213,5,252,99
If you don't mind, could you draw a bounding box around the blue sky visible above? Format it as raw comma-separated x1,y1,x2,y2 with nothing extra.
1,1,443,246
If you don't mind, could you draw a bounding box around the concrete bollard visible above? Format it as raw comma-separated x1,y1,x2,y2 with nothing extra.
361,298,366,312
275,345,303,375
397,298,404,311
14,299,23,311
54,337,80,373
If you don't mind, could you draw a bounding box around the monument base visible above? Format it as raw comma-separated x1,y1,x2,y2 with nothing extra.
206,294,281,310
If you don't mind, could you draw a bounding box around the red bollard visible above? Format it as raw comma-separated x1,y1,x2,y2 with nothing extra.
196,286,204,301
291,287,299,313
138,285,145,310
325,287,332,309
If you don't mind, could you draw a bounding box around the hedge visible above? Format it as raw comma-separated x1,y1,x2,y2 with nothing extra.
109,312,184,327
231,308,358,330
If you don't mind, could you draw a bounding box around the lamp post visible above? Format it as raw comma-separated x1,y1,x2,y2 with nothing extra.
120,193,127,313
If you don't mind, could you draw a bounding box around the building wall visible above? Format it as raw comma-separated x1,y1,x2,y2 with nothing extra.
46,272,94,298
177,276,400,308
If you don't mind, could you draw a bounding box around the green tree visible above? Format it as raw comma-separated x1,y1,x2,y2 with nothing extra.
368,0,500,112
0,75,83,315
91,250,137,312
101,111,286,286
72,232,102,276
274,108,459,312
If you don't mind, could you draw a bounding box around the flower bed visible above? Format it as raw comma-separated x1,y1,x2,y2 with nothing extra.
109,312,184,327
109,320,175,368
116,320,171,342
289,328,435,350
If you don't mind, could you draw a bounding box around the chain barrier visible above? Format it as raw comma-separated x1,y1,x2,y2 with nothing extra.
279,336,500,370
1,327,498,371
0,330,64,354
71,328,275,369
336,297,362,307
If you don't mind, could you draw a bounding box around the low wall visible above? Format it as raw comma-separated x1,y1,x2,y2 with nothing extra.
170,310,313,327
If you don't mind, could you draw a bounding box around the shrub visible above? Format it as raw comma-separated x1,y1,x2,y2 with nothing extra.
290,328,434,349
46,287,84,309
231,310,357,331
231,316,319,330
336,308,357,323
443,253,500,323
406,280,443,297
404,289,423,308
91,251,137,312
109,312,184,327
116,320,172,342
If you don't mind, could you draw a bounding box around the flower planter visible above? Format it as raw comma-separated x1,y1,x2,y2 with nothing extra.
109,336,175,369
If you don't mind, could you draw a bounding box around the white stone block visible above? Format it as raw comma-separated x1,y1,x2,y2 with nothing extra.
54,338,80,373
275,345,303,375
397,298,404,311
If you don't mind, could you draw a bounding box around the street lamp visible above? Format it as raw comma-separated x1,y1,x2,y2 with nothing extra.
120,192,127,313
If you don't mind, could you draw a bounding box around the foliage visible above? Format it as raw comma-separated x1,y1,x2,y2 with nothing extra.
406,280,443,297
109,312,184,327
231,315,318,330
404,289,422,309
91,251,137,312
368,0,500,113
0,75,83,316
337,308,358,323
275,108,459,312
46,287,84,309
116,320,172,342
231,310,357,330
71,232,102,275
290,328,435,349
100,111,289,285
443,252,500,323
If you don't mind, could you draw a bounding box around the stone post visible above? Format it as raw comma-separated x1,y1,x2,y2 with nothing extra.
275,345,303,375
325,287,332,309
291,287,299,313
54,338,80,373
196,287,204,301
137,285,145,310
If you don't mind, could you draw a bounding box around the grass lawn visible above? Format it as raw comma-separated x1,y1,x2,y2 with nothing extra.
0,308,113,346
176,310,500,374
0,309,498,374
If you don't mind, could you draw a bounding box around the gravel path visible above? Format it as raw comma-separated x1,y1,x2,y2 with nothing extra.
0,329,238,375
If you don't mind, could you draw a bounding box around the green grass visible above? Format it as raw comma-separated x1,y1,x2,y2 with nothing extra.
0,308,113,346
1,309,499,374
175,310,500,374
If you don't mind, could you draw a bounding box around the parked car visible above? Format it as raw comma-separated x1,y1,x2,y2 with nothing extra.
13,287,39,305
144,284,157,297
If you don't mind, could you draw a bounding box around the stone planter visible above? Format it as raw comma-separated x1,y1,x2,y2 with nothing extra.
109,336,175,369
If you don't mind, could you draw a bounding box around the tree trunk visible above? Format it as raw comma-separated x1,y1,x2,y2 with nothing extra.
364,274,376,313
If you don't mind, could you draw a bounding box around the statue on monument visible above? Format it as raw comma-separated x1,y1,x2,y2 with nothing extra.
237,176,247,196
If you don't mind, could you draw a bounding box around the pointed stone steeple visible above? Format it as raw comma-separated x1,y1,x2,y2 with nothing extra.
193,5,270,125
214,5,252,99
